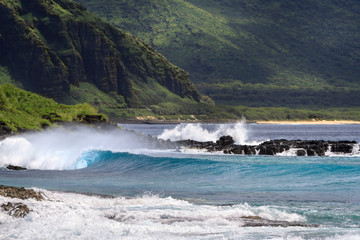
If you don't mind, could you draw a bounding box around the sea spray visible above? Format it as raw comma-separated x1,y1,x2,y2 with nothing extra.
158,121,249,144
0,126,153,170
0,124,360,239
0,189,309,240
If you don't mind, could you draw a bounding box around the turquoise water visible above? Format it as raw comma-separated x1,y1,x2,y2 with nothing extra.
0,124,360,239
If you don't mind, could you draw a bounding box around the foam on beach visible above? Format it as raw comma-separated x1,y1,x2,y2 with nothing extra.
1,188,360,240
0,188,309,240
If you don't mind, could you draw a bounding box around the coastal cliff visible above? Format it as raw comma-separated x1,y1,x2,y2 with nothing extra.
0,0,200,108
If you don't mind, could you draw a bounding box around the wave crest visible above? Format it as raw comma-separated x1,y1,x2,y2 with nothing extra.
158,121,248,144
0,126,154,170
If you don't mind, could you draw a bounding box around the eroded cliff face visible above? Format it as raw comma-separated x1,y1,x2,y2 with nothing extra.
0,0,200,106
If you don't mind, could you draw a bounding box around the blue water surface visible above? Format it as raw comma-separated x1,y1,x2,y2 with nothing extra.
1,123,360,237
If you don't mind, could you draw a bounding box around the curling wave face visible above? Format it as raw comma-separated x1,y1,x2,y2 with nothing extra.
0,121,253,170
0,126,156,170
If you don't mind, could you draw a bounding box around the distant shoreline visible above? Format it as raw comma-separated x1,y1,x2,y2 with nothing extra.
116,119,360,125
255,120,360,125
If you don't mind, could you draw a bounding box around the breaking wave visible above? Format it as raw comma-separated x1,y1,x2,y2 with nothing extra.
0,126,154,170
158,121,249,144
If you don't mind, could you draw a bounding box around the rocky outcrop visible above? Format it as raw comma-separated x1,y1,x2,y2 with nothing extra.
258,139,356,156
1,202,30,218
107,211,316,228
6,165,27,170
240,216,318,228
0,185,44,201
107,129,357,157
175,136,358,156
0,186,44,218
0,0,200,106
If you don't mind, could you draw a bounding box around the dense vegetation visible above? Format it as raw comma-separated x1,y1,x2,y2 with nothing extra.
77,0,360,108
0,84,104,132
0,76,359,124
1,0,359,123
105,104,360,122
0,0,201,116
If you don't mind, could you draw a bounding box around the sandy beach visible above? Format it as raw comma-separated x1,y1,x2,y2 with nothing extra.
256,120,360,125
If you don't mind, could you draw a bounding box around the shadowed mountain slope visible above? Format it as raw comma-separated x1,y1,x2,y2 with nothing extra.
76,0,360,107
0,0,201,116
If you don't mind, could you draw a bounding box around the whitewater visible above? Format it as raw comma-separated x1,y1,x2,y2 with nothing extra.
1,122,360,239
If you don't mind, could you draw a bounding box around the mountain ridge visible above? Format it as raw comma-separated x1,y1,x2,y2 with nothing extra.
76,0,360,107
0,0,201,114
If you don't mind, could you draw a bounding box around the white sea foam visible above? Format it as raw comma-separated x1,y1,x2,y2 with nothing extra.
324,144,360,157
269,235,360,240
276,148,305,157
0,122,251,170
0,126,152,170
158,121,250,144
0,188,319,240
276,144,360,157
352,144,360,155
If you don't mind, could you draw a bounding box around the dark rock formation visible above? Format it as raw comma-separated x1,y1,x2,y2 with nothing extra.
6,165,27,171
0,121,14,140
1,202,30,218
174,136,358,156
217,135,235,146
107,212,316,228
0,0,200,106
257,139,290,155
331,142,354,153
296,149,307,156
227,145,257,155
0,185,44,201
0,122,12,135
241,216,318,228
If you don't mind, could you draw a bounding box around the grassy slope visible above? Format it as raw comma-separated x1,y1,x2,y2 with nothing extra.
0,84,104,131
76,0,360,108
1,74,358,123
0,66,13,85
62,82,360,121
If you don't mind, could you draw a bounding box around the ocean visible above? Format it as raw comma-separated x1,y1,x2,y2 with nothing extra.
0,122,359,239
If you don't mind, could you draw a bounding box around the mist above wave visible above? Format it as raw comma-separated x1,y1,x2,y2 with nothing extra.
0,121,256,170
158,121,249,144
0,126,152,170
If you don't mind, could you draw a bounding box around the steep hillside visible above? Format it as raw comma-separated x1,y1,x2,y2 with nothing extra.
76,0,360,107
0,84,104,133
0,0,201,117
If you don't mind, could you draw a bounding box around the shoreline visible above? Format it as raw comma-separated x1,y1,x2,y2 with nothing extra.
255,120,360,125
115,118,360,125
113,118,242,125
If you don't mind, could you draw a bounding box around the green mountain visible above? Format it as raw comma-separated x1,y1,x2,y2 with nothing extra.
0,0,201,118
0,84,103,132
76,0,360,107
